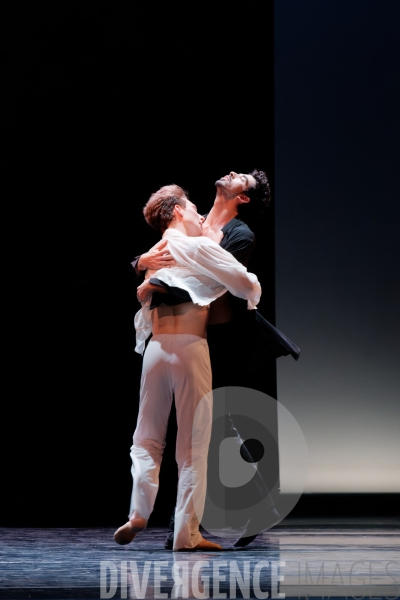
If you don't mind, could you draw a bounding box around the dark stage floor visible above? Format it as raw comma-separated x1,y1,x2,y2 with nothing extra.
1,518,399,599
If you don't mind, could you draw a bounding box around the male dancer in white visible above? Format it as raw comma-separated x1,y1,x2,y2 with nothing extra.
114,184,261,551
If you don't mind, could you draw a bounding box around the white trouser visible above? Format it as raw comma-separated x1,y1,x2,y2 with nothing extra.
129,334,213,550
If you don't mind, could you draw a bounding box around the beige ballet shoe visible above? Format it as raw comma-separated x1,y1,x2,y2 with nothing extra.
113,517,147,545
176,538,223,552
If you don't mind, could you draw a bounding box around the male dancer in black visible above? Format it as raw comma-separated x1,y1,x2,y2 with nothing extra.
132,169,300,547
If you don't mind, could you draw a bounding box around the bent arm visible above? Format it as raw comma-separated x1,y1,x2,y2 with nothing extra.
131,239,176,279
202,250,261,307
175,237,261,308
137,280,168,304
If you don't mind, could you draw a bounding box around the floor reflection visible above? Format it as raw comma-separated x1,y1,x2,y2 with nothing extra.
1,522,399,599
127,537,282,599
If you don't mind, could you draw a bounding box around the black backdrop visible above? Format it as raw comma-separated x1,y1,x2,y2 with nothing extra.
1,2,275,526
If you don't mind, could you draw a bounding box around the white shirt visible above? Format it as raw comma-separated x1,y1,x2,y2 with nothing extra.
134,228,261,354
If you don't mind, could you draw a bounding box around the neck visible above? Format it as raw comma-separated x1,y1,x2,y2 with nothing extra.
205,194,238,228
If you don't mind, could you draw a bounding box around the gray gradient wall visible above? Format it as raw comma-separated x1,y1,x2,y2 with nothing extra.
274,1,400,493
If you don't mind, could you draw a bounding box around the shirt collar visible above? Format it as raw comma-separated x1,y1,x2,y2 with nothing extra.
162,228,187,239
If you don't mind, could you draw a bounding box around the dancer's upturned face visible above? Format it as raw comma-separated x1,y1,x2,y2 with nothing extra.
215,171,257,199
182,199,204,236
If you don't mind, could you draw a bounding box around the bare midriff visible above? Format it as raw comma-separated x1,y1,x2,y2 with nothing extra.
151,302,210,338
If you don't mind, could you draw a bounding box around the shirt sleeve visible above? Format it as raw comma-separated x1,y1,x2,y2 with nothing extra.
131,256,146,285
167,237,261,309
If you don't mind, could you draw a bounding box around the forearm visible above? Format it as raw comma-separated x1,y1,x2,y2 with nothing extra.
136,255,146,273
225,271,261,307
195,243,261,305
134,240,176,276
137,281,168,304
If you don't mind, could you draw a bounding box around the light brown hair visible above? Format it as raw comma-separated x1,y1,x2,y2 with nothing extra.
143,184,188,233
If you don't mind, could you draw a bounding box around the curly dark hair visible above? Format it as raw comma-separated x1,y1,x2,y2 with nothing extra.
237,169,272,222
143,184,188,233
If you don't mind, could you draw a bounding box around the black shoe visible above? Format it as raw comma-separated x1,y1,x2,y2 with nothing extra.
233,532,259,548
233,508,281,548
164,537,173,550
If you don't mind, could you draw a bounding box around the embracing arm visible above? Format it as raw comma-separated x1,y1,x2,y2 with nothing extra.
137,280,168,304
131,239,177,278
192,239,262,308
